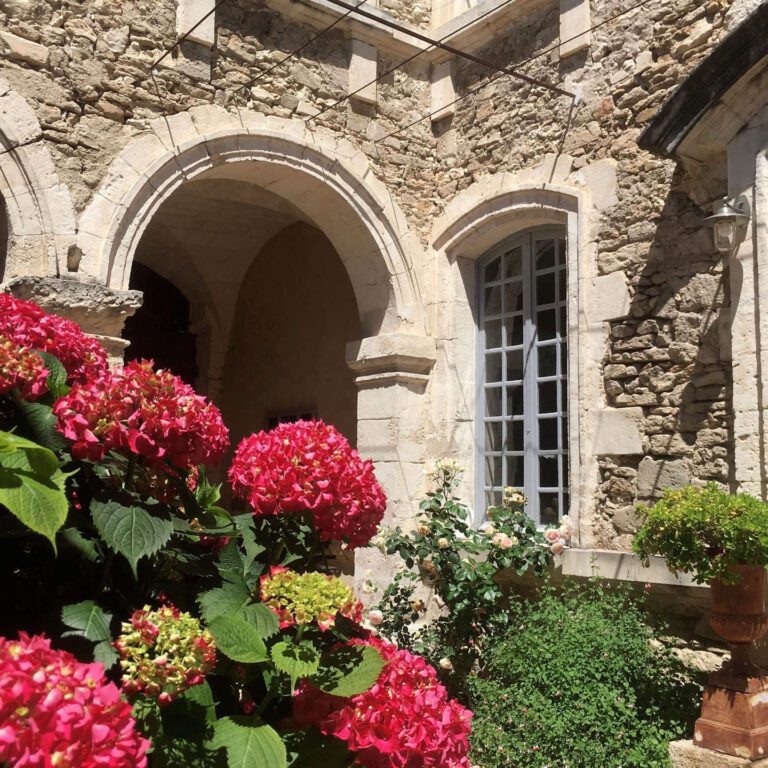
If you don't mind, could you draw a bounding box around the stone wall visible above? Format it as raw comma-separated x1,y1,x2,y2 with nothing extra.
0,0,747,553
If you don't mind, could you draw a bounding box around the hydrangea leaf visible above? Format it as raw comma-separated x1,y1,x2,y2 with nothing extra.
0,438,69,550
198,582,251,623
239,603,279,640
208,615,268,664
91,499,174,578
271,641,320,690
285,728,352,768
61,600,113,643
210,717,287,768
36,351,69,399
311,645,385,698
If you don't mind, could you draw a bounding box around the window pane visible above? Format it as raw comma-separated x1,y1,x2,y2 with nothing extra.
558,239,567,265
560,341,568,375
507,349,523,381
508,420,524,451
559,268,566,301
484,319,502,349
539,456,559,487
504,282,524,314
485,285,501,316
485,257,501,283
538,345,557,377
486,353,502,383
562,492,570,515
539,418,558,450
536,272,556,305
486,421,503,451
537,309,557,340
486,489,502,509
485,387,502,417
561,383,568,412
559,305,567,336
540,493,559,525
485,454,502,486
538,381,558,414
505,247,523,278
506,386,524,416
561,418,569,450
504,314,523,347
507,454,524,487
536,240,555,269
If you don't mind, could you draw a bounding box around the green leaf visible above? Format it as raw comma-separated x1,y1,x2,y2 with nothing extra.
239,603,279,640
0,442,69,550
210,717,287,768
271,641,320,690
93,640,118,668
234,515,265,574
311,645,384,698
0,430,59,475
208,616,268,663
61,600,113,642
59,527,100,562
36,351,69,399
91,499,173,577
198,582,251,623
15,400,67,453
285,728,352,768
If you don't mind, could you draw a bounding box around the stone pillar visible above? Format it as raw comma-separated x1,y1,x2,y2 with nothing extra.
5,276,142,365
346,332,436,596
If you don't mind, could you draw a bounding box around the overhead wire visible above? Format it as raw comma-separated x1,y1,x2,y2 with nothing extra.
373,0,659,144
306,0,519,124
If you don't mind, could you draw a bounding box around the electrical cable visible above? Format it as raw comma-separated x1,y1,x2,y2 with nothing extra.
374,0,658,143
306,0,519,124
151,0,230,71
319,0,574,98
232,0,369,98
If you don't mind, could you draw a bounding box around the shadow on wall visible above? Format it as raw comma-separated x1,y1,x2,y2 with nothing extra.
222,221,361,449
599,180,734,537
0,195,7,282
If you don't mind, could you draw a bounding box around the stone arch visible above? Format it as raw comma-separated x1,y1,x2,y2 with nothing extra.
428,158,620,547
76,106,426,336
0,80,76,282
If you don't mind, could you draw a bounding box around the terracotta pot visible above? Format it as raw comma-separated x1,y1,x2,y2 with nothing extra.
709,564,768,675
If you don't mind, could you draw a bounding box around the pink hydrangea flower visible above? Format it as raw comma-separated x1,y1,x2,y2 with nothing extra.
293,637,473,768
229,420,386,548
0,336,48,401
53,359,229,470
0,633,150,768
0,294,107,385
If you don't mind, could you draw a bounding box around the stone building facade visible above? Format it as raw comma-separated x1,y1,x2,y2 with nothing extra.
0,0,765,594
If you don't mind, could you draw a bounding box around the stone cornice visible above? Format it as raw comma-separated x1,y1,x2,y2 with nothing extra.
346,333,437,385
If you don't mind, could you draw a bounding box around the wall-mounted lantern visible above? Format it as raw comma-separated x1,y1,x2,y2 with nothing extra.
703,196,751,255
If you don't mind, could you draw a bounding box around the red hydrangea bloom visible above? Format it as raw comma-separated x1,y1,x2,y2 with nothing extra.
229,420,386,548
53,359,229,469
0,336,48,401
0,294,107,385
0,633,150,768
293,638,473,768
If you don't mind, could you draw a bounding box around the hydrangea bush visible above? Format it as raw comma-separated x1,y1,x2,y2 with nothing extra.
0,297,472,768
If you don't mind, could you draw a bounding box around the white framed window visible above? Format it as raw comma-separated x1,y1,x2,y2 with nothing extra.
476,227,569,526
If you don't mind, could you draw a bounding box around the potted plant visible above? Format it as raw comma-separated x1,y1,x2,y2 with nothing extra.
634,483,768,673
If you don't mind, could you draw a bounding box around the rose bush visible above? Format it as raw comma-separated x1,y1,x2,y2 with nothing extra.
0,297,471,768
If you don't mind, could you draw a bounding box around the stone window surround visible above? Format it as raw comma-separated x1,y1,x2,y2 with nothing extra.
430,155,636,556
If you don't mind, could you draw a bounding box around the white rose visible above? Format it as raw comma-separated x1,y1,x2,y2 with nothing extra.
367,609,384,626
438,537,450,549
439,657,454,670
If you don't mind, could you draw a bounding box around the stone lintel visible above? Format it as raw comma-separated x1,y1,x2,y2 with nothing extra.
175,0,216,48
670,740,768,767
431,59,456,123
559,0,591,57
346,333,437,382
5,276,143,339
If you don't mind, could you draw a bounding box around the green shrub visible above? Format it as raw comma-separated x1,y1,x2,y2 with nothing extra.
633,483,768,584
468,581,700,768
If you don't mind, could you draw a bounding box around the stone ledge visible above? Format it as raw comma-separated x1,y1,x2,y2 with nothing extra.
346,333,437,377
671,740,768,767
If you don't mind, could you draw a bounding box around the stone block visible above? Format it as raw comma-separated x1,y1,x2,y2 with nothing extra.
593,407,643,455
0,31,49,66
559,0,591,57
637,456,691,499
431,59,455,123
175,0,216,48
0,91,42,146
349,39,377,105
670,740,768,768
591,271,631,320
